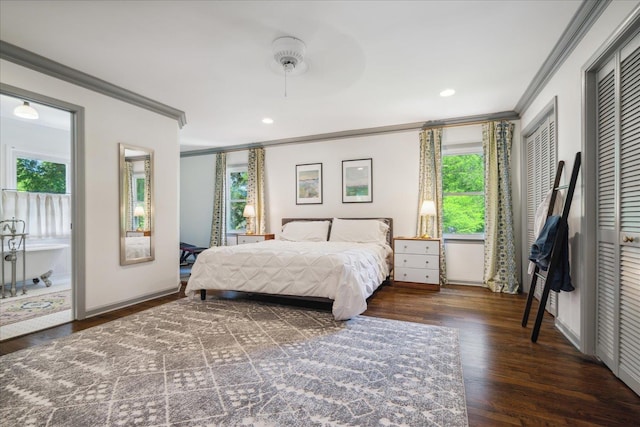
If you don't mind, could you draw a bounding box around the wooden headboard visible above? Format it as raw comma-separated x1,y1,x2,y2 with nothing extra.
281,217,393,246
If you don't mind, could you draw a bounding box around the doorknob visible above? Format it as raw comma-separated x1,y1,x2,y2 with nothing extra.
623,236,635,243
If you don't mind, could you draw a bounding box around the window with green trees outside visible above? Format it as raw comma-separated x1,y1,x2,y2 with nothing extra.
442,153,485,236
16,158,67,194
227,166,248,232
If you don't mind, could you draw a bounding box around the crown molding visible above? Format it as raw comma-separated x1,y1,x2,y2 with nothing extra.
514,0,610,114
0,40,187,128
180,121,425,157
180,110,519,157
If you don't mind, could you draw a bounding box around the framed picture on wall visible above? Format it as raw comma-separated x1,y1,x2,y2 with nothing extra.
296,163,323,205
342,158,372,203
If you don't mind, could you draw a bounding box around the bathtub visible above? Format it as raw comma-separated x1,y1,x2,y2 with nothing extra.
2,242,68,295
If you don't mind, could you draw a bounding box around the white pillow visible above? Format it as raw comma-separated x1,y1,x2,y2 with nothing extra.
279,220,331,242
328,218,389,244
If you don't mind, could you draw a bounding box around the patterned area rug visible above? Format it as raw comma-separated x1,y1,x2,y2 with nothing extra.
0,290,71,326
0,297,468,426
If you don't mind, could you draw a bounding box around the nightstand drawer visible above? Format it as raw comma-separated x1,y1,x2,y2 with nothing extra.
395,267,440,285
237,234,275,244
394,253,439,269
238,235,265,244
395,239,439,255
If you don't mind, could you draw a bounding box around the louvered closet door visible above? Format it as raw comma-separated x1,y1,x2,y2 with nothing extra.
596,58,618,371
618,36,640,394
525,116,557,314
596,32,640,396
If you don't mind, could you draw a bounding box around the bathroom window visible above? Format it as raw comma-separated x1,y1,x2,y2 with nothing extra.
9,149,70,194
16,158,67,193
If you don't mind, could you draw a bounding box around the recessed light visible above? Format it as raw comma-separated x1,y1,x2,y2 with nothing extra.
262,117,274,124
440,89,456,97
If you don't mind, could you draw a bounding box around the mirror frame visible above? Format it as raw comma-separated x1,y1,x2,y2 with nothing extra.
119,143,154,265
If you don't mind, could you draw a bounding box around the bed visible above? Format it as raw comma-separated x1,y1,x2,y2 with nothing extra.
184,217,393,320
125,236,151,258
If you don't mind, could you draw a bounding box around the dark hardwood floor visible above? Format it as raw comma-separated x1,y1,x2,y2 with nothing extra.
1,282,638,426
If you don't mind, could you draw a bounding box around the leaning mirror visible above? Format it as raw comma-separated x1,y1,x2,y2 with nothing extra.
119,143,154,265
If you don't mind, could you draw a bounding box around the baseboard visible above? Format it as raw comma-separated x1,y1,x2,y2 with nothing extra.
83,287,179,319
555,318,581,351
446,280,483,286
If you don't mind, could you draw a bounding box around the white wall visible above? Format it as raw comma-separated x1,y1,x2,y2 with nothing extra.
180,154,215,248
1,59,180,314
265,131,419,237
519,1,639,346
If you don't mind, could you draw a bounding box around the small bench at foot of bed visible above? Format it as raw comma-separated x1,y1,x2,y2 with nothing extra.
180,242,207,264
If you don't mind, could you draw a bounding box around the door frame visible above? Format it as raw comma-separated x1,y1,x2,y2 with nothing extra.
0,83,86,319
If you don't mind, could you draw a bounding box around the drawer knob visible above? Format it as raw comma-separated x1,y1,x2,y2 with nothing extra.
403,273,407,277
425,260,429,264
404,245,407,249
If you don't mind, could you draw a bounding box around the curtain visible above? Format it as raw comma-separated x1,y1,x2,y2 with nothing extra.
125,161,134,231
144,158,152,231
483,121,519,293
247,147,266,234
1,190,71,239
210,153,227,247
417,128,447,285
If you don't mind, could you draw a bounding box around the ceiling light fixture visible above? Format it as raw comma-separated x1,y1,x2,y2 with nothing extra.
440,89,456,97
272,36,307,97
14,101,39,119
262,118,274,124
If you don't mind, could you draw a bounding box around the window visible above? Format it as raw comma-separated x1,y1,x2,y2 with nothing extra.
134,175,146,230
227,165,248,232
442,144,485,237
13,151,69,194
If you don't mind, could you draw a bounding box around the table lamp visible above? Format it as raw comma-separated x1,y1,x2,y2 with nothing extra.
419,200,436,239
243,204,256,234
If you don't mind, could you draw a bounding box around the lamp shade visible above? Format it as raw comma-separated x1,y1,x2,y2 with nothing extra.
420,200,436,216
243,204,256,218
14,101,39,119
134,206,145,217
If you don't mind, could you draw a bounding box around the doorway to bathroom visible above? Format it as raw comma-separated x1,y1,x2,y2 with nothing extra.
0,92,75,340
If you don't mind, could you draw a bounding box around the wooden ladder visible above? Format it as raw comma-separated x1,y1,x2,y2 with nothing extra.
522,152,581,343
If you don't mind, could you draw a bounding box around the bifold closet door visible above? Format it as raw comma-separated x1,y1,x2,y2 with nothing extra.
595,32,640,396
525,116,558,315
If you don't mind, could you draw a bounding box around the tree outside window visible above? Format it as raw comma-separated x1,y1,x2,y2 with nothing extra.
16,158,67,194
442,153,485,236
135,176,146,230
227,167,248,232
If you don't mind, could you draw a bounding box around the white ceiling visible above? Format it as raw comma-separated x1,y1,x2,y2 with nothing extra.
0,0,582,151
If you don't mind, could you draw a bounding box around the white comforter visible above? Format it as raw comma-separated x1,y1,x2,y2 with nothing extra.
185,240,392,320
125,236,150,258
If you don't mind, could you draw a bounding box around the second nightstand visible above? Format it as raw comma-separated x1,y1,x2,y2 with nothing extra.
237,233,275,245
393,237,441,290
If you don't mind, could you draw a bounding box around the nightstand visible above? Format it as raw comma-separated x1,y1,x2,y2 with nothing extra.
393,237,441,290
237,233,275,245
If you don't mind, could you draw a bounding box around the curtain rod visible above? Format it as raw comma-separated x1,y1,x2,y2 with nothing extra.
2,188,71,195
